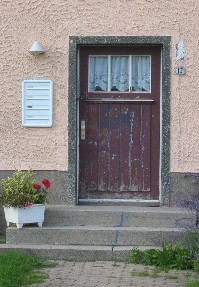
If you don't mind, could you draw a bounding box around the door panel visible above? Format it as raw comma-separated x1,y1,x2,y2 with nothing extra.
79,46,160,201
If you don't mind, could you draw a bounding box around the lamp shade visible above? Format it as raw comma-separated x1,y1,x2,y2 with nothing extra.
29,41,45,55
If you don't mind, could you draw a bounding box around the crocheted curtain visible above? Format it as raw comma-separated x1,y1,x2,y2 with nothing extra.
89,55,150,92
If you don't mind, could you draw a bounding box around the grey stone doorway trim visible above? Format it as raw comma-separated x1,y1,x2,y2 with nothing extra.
68,36,171,206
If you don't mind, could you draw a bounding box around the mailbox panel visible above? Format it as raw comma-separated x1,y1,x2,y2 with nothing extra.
22,80,53,127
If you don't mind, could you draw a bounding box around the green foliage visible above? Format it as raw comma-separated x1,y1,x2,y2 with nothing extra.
128,241,194,271
0,169,35,207
0,169,50,208
0,251,56,287
185,281,199,287
193,260,199,273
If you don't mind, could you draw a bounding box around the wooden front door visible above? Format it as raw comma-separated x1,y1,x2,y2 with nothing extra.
79,46,160,202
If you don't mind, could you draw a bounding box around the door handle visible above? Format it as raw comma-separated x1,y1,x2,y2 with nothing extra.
81,120,86,140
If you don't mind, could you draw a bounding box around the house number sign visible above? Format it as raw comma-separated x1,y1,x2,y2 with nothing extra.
22,80,53,127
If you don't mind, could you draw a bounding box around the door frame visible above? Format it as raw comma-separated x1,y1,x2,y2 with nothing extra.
68,36,171,206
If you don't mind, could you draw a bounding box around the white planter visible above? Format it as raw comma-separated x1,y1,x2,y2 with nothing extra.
4,204,45,228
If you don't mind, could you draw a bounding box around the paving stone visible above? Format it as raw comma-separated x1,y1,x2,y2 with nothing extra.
30,261,198,287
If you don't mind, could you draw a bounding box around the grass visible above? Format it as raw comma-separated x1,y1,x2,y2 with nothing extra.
184,262,199,287
0,251,57,287
185,281,199,287
165,274,179,280
131,270,150,277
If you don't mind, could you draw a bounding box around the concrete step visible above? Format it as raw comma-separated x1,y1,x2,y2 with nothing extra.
6,225,183,246
4,205,189,261
0,244,161,261
43,205,189,228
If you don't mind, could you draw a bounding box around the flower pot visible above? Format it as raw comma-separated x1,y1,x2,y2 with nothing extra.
3,204,45,228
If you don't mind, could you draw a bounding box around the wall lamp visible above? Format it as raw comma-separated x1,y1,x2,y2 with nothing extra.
29,41,45,55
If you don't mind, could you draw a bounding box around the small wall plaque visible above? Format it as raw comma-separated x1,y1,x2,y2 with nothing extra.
176,66,186,75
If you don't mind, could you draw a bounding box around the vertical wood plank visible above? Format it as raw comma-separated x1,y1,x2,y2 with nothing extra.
129,104,140,192
139,105,151,192
98,104,110,191
119,104,131,192
109,104,120,192
87,104,99,192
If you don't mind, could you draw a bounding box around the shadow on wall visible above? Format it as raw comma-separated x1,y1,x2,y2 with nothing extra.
0,205,6,236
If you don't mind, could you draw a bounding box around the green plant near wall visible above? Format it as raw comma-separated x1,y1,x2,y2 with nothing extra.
0,169,35,207
0,169,50,208
128,241,194,271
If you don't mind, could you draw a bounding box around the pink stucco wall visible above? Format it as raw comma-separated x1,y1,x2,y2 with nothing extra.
0,0,199,172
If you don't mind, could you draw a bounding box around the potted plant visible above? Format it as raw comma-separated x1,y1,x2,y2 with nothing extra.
0,169,51,228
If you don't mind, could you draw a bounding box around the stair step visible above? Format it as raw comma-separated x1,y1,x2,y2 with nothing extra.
43,205,189,228
0,244,161,261
4,205,189,261
6,225,184,246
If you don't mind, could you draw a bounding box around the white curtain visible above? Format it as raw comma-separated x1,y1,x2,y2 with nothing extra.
111,56,129,92
89,56,108,92
89,55,150,92
131,56,150,92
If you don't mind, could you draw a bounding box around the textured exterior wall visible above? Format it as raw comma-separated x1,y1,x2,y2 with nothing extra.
0,0,199,173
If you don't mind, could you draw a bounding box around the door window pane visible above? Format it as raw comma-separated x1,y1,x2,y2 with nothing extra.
111,56,129,92
89,56,108,92
88,55,151,93
131,56,151,92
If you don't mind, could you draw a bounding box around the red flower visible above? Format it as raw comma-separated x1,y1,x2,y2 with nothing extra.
42,179,51,189
33,183,41,190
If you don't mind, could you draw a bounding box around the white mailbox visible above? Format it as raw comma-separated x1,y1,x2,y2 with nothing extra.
22,80,53,127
